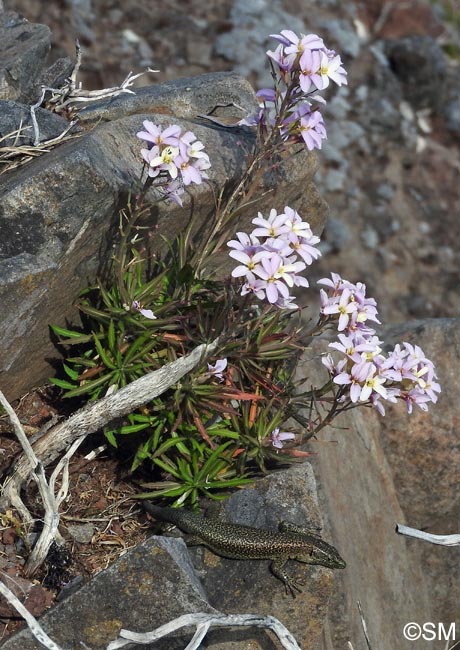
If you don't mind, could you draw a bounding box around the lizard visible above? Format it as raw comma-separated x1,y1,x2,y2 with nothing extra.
144,502,346,597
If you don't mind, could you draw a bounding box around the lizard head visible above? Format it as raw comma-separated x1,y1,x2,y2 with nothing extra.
307,539,346,569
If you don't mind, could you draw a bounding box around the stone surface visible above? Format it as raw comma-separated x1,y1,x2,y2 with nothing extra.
1,535,215,650
0,572,54,618
0,11,51,103
0,100,73,146
188,464,338,650
214,0,305,88
0,71,327,401
77,71,257,125
377,319,460,628
1,466,338,650
66,523,95,544
299,318,459,649
384,35,447,111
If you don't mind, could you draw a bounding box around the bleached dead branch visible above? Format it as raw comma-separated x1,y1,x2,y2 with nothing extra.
40,40,157,117
0,578,64,650
357,600,373,650
0,339,221,522
396,524,460,546
25,436,88,576
0,390,85,575
106,612,301,650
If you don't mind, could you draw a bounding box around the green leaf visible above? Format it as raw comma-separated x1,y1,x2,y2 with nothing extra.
151,436,187,458
152,457,182,479
94,334,116,370
49,377,77,390
118,422,151,434
50,324,84,339
195,441,233,482
107,319,116,353
104,430,118,448
61,373,112,398
63,364,80,381
136,485,189,499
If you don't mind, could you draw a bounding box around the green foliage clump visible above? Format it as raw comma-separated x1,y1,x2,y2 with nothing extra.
50,202,309,507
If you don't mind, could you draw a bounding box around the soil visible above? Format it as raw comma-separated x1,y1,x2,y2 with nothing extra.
1,0,459,640
0,386,150,640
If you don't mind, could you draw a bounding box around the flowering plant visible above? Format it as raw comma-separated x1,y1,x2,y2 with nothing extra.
51,31,439,506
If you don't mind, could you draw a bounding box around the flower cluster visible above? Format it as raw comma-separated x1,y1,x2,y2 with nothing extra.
137,121,211,205
241,30,347,151
227,206,321,309
320,273,441,415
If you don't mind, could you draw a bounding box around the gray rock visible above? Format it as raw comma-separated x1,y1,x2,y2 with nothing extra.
0,71,327,400
66,0,96,43
78,71,256,125
324,168,347,192
376,182,395,201
40,57,75,89
324,215,351,252
0,100,73,146
323,119,365,154
384,35,446,111
214,0,306,88
0,535,215,650
188,464,336,650
66,523,95,544
378,319,460,628
0,11,51,103
318,18,361,58
443,95,460,134
367,96,401,133
327,91,352,120
361,225,380,249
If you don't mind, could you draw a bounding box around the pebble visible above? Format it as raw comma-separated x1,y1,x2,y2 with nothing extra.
361,226,380,249
66,523,95,544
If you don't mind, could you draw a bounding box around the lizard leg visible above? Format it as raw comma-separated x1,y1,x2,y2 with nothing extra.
270,559,304,598
278,520,322,536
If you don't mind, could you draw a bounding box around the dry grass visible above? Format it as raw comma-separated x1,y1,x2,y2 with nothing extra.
0,123,80,176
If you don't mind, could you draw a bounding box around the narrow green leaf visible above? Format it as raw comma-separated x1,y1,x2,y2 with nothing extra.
50,324,84,339
94,335,116,370
118,422,151,434
104,430,118,448
49,377,77,390
107,319,116,353
63,364,80,381
61,373,112,398
151,436,186,458
152,457,182,479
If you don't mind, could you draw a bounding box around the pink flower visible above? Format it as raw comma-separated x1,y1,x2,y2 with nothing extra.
254,255,291,304
207,358,228,382
252,209,290,238
131,300,157,320
270,427,296,449
322,288,357,331
298,49,321,92
136,122,181,147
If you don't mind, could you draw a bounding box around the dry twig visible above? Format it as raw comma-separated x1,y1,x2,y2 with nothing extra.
396,524,460,546
0,578,64,650
107,612,301,650
0,390,85,575
41,41,156,116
